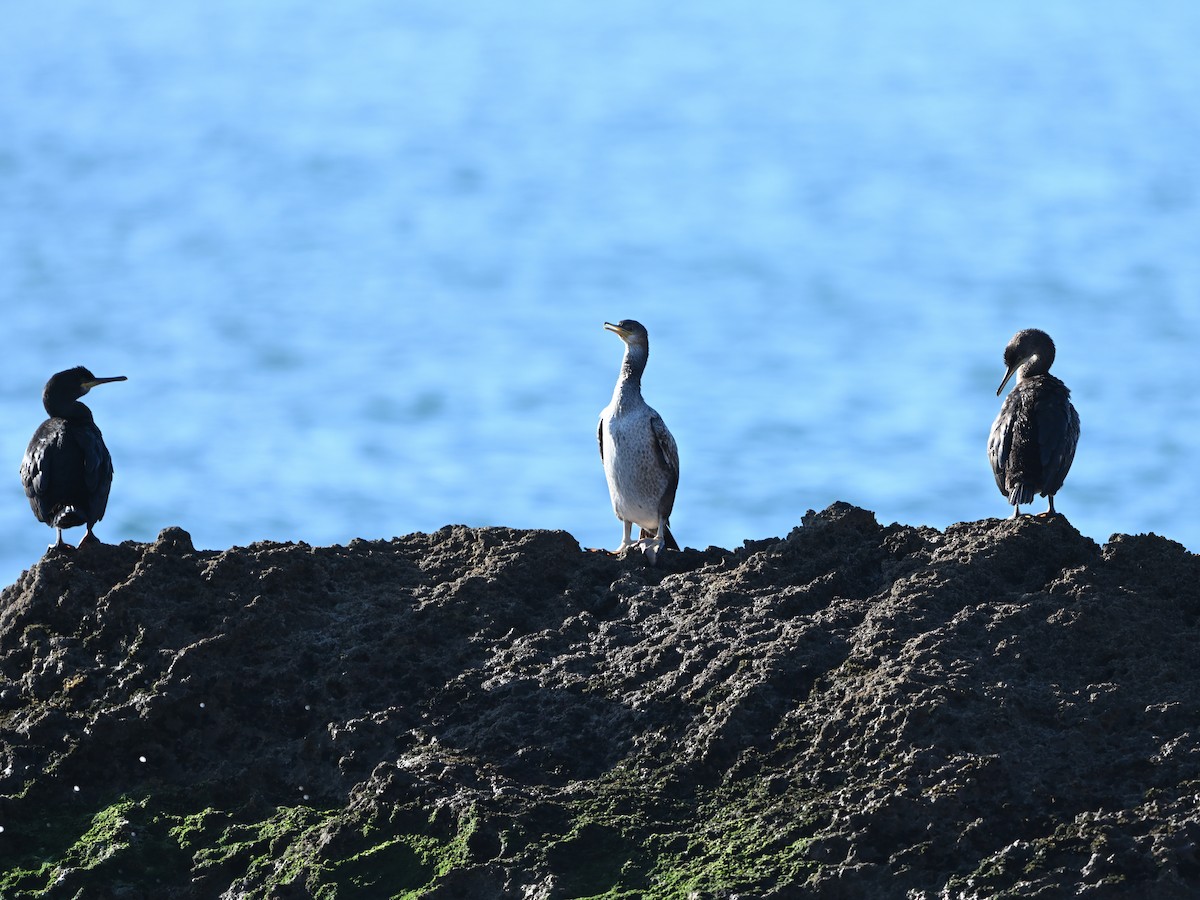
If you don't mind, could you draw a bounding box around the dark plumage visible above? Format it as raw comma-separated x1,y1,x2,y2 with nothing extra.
988,329,1079,517
20,366,127,548
598,320,680,561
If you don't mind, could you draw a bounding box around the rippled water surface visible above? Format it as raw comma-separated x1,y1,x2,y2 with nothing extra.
3,1,1199,586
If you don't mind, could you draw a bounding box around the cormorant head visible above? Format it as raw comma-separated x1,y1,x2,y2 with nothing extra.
604,319,650,349
997,329,1056,396
43,366,128,415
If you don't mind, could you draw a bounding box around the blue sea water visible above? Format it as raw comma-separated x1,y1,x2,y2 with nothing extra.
2,1,1199,588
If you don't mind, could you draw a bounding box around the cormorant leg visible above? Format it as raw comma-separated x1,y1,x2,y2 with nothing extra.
77,525,101,547
49,527,70,551
615,519,634,553
1010,505,1021,520
1037,496,1058,518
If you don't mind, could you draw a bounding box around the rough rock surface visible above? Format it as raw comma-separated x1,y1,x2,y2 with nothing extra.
1,503,1198,899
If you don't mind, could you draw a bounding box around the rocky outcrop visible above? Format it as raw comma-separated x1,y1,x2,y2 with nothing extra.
1,504,1197,898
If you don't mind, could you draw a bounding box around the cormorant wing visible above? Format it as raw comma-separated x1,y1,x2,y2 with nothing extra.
649,412,679,519
74,424,114,518
20,426,56,521
987,394,1019,495
1037,391,1079,497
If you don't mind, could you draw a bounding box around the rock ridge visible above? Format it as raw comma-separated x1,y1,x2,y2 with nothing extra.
0,503,1197,898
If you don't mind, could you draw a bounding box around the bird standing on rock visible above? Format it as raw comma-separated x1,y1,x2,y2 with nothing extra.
988,329,1079,518
598,320,680,562
20,366,127,549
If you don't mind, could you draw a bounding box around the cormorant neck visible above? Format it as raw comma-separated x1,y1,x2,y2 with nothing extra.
46,397,94,421
622,342,648,381
1019,352,1054,382
612,343,648,405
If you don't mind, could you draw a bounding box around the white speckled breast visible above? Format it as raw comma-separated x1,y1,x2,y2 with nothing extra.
601,401,672,530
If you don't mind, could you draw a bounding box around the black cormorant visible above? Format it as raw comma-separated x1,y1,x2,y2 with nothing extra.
988,329,1079,517
598,320,680,562
20,366,127,548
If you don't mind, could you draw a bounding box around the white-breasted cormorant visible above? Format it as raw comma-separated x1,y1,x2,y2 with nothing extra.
598,320,680,562
20,366,127,548
988,329,1079,517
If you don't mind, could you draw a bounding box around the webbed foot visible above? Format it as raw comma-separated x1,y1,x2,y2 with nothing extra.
46,528,74,553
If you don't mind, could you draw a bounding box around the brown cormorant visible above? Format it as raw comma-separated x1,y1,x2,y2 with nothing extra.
20,366,127,548
988,329,1079,517
598,320,680,562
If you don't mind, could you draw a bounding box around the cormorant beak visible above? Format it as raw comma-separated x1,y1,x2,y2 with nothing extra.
996,353,1036,396
996,367,1017,397
82,375,128,392
604,322,632,340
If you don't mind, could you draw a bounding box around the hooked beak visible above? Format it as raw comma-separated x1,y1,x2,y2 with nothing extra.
996,350,1037,396
995,366,1017,397
604,322,631,340
82,375,128,391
